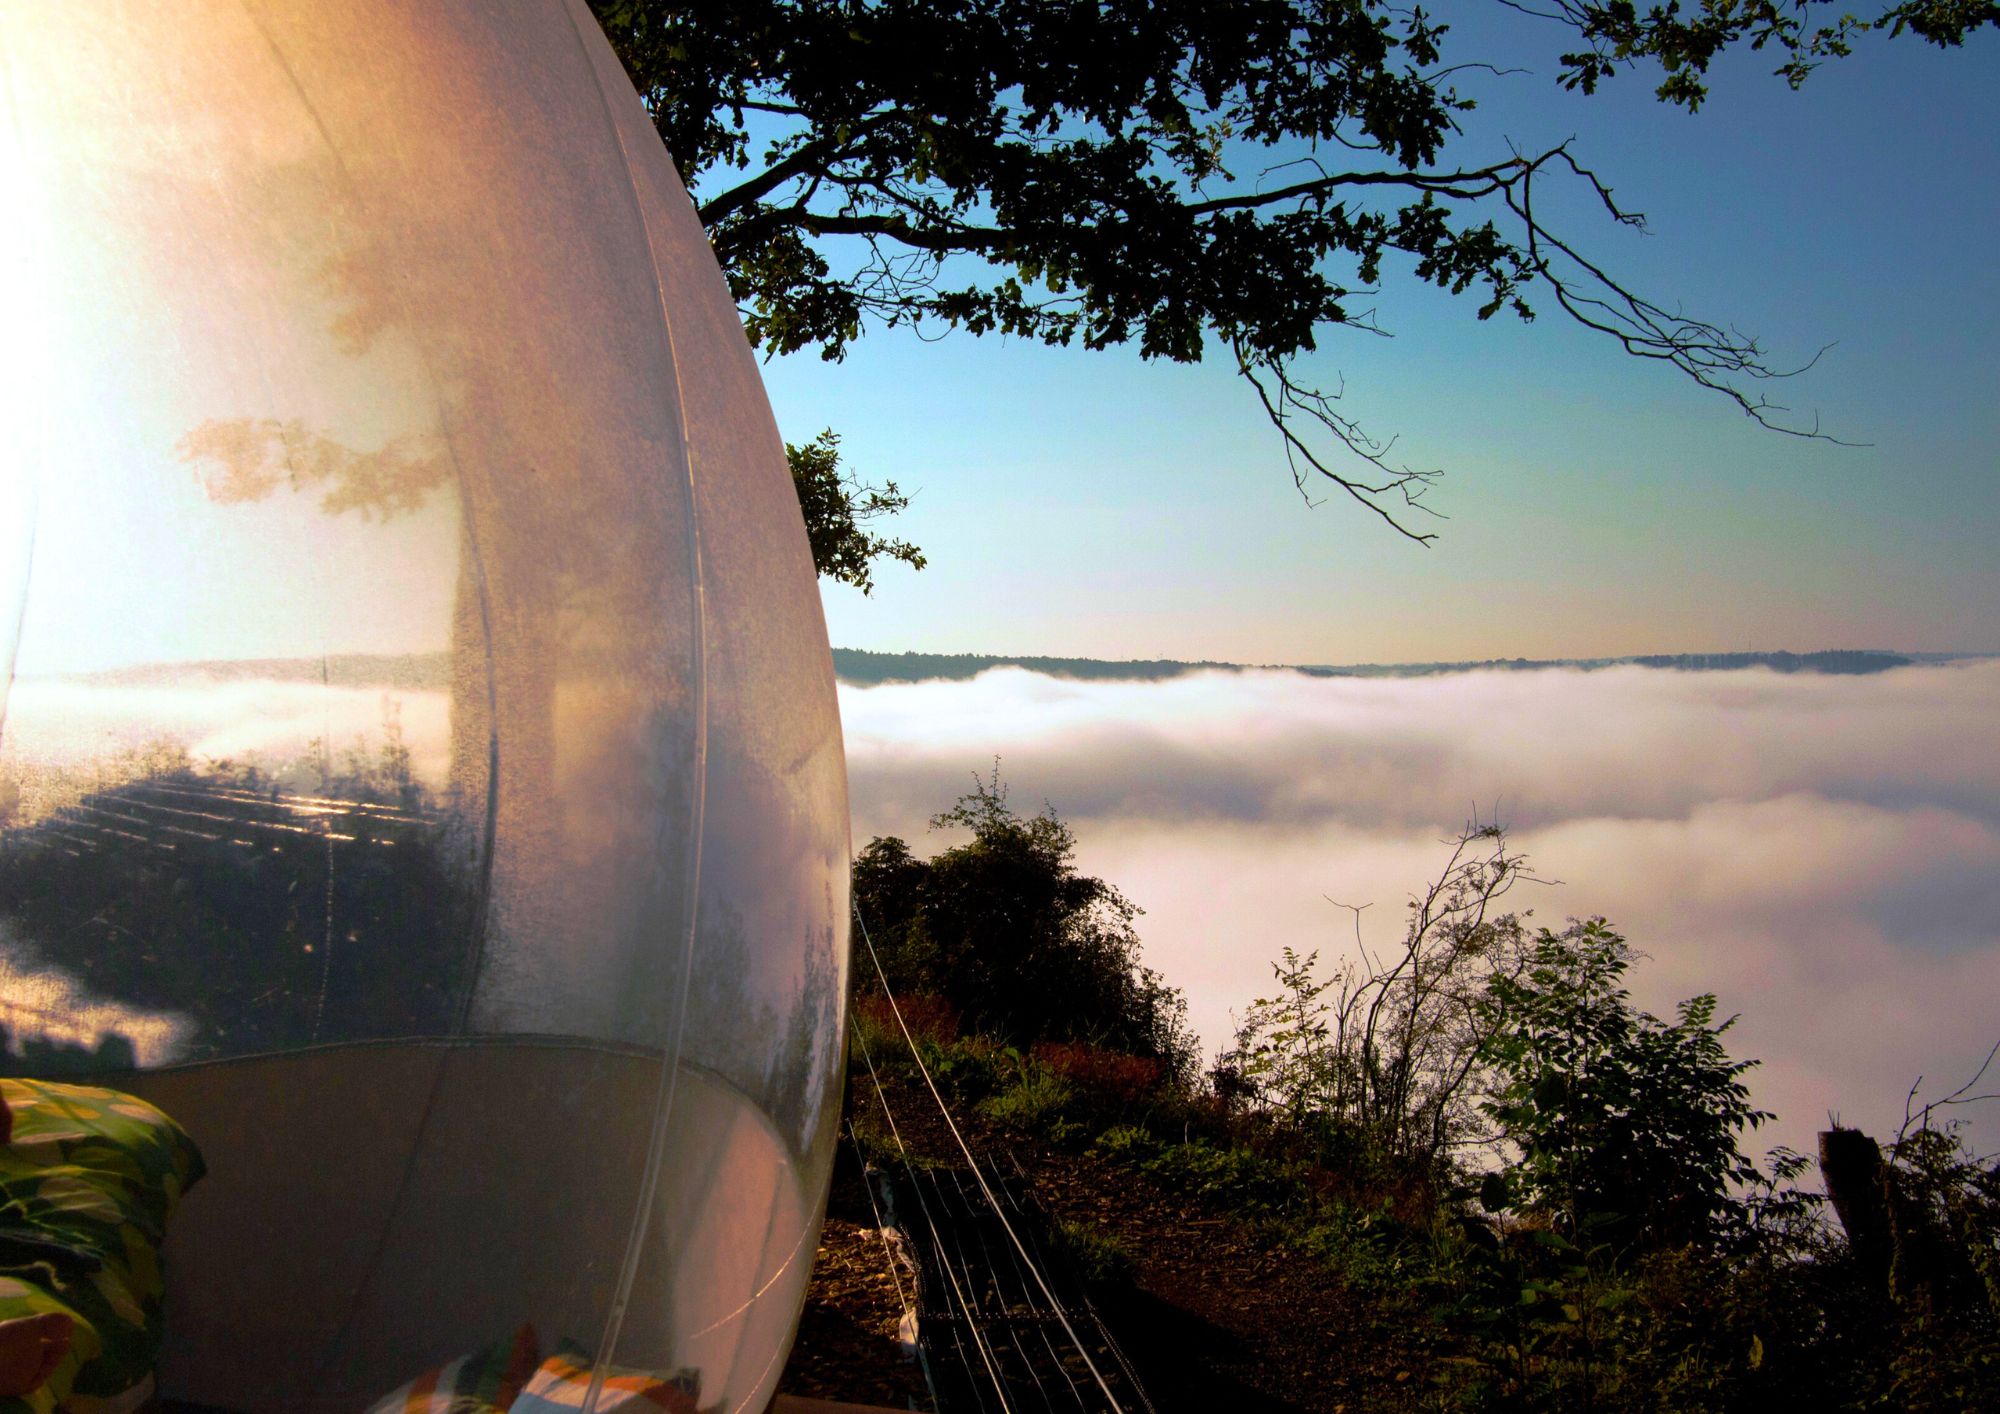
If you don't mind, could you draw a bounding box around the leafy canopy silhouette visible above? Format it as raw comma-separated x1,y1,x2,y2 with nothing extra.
853,767,1194,1075
592,0,1994,547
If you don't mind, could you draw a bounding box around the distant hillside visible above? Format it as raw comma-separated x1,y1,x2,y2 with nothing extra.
63,652,453,690
31,645,1969,692
1303,648,1921,679
831,650,1237,684
832,646,1944,685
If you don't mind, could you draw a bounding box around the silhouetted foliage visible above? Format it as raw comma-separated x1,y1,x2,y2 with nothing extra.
1866,1117,2000,1408
1222,824,1534,1180
1476,919,1770,1252
844,806,1998,1410
844,806,2000,1411
593,1,1992,540
1540,1,1997,111
786,429,925,593
0,1025,137,1079
852,769,1193,1078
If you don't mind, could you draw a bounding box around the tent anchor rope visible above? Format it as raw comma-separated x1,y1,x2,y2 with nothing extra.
852,903,1133,1414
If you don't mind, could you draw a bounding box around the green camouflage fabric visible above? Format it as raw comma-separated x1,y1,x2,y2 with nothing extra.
0,1079,205,1411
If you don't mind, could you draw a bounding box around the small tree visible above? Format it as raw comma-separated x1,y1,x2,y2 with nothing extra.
1226,824,1534,1174
853,768,1195,1079
1478,919,1769,1251
1229,945,1338,1131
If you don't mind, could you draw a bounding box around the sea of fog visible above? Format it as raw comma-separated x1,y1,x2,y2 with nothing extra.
2,657,1990,1162
841,659,2000,1164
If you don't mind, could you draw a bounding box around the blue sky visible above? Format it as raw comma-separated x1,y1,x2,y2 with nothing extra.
750,18,1999,664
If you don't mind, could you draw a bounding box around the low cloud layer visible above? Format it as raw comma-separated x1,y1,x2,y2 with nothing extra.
841,660,2000,1161
2,679,452,787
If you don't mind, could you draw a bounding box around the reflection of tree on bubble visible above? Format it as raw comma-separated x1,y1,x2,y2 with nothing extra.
0,734,480,1060
0,1021,137,1078
146,2,867,1076
0,8,850,1405
163,62,708,1045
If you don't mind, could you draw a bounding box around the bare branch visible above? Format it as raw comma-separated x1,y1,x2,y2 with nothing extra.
1235,344,1444,543
697,106,904,227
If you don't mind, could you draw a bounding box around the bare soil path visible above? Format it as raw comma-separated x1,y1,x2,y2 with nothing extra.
778,1071,1437,1413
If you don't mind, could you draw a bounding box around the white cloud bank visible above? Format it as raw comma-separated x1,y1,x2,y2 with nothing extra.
1,679,452,787
840,660,2000,1161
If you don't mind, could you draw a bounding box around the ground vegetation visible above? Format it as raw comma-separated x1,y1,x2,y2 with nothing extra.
802,786,2000,1410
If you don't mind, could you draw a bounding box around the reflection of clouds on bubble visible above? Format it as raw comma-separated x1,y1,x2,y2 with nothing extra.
840,660,2000,1161
2,679,451,789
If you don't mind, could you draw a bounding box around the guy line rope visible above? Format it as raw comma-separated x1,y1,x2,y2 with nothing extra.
849,1007,1016,1412
852,903,1129,1414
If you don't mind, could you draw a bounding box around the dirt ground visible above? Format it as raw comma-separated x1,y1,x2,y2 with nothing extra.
777,1074,1436,1413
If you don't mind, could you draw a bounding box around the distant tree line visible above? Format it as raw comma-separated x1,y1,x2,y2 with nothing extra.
831,649,1228,685
832,646,1919,686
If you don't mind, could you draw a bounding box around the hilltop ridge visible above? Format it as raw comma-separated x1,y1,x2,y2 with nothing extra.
830,646,1967,686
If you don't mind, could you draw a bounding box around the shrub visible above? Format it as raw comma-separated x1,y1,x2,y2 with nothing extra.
1031,1041,1165,1108
852,768,1196,1079
1477,918,1768,1251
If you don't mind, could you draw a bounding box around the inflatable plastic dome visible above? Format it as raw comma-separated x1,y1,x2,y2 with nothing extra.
0,2,849,1410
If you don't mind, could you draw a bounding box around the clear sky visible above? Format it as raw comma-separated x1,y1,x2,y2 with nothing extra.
750,18,1999,665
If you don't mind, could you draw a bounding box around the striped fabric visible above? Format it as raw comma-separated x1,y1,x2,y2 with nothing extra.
510,1343,698,1413
365,1324,539,1414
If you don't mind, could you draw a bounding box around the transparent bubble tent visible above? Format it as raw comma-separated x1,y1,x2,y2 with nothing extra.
0,1,849,1409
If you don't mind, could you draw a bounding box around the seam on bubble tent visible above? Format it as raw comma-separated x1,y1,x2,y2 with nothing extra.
554,3,713,1407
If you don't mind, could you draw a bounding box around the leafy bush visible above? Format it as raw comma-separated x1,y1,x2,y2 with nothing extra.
853,769,1196,1079
1477,919,1769,1251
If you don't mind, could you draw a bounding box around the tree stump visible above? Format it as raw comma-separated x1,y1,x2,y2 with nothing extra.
1819,1127,1891,1281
